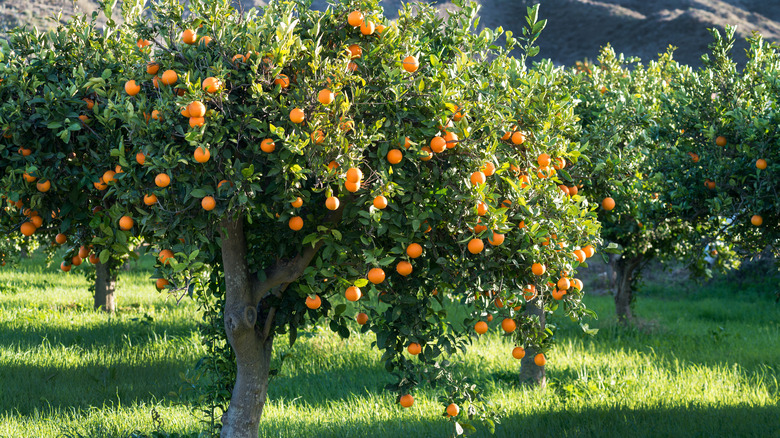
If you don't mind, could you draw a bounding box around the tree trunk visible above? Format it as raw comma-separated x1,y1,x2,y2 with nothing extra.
219,217,273,438
518,295,546,388
607,253,620,291
94,262,116,312
614,255,643,325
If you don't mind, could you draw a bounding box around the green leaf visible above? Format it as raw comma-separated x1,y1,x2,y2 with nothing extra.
99,249,109,264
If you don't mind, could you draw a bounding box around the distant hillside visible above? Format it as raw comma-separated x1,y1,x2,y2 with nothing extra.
2,0,779,67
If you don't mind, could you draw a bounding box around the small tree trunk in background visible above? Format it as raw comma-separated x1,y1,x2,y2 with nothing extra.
94,262,116,312
19,246,28,259
519,296,546,388
219,217,274,438
614,255,643,324
607,253,620,290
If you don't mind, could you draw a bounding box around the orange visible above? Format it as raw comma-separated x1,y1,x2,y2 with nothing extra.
288,197,303,208
194,146,210,163
89,254,100,264
20,222,36,236
360,20,375,35
571,278,583,291
155,173,171,188
318,89,334,105
274,74,290,88
161,70,177,85
756,159,767,170
347,61,358,72
407,342,421,355
420,146,433,161
189,117,205,128
188,101,206,118
537,153,551,168
156,278,169,290
477,201,488,216
373,195,388,209
402,56,419,73
345,286,362,302
136,151,146,165
446,403,459,417
472,219,487,234
482,162,496,176
583,245,595,258
202,77,222,93
202,196,216,211
557,277,570,290
518,220,526,229
705,179,716,190
559,185,570,195
488,232,504,246
396,261,412,276
78,115,90,124
512,346,526,359
71,256,82,267
152,76,160,88
78,246,90,259
30,216,43,228
689,152,700,163
347,10,364,27
61,262,72,272
368,267,385,284
143,194,157,206
444,131,458,149
346,167,363,183
470,171,486,186
501,318,516,333
552,289,565,300
356,312,369,325
19,147,32,156
311,130,325,144
181,29,197,44
534,353,546,366
430,136,446,153
573,249,586,263
199,36,212,46
399,394,414,408
260,139,276,153
402,137,412,149
125,80,141,96
36,180,51,192
101,170,116,184
339,119,354,132
474,321,488,334
83,98,95,109
568,185,579,196
232,54,246,64
751,215,763,226
289,108,305,124
553,157,566,169
347,44,362,59
325,196,340,211
519,174,530,188
289,216,303,231
715,136,727,147
55,233,67,245
345,180,361,192
468,238,484,254
159,249,174,265
387,149,403,164
376,24,386,34
511,131,525,145
305,295,321,309
93,180,107,190
531,263,545,276
406,243,423,258
601,197,615,210
119,216,134,230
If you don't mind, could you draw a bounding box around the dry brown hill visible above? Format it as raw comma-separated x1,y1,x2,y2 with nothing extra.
1,0,779,66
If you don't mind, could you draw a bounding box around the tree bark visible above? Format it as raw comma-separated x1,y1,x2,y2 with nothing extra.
607,253,620,291
614,255,643,324
519,295,546,388
219,217,273,438
94,262,116,312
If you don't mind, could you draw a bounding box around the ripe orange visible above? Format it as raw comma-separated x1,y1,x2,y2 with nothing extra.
159,249,174,265
144,194,158,206
553,157,566,169
402,56,419,73
325,196,340,211
202,196,216,211
360,20,375,35
156,278,169,290
289,197,303,208
534,353,546,366
488,232,505,246
756,159,767,170
30,216,43,228
189,117,205,128
406,243,423,258
446,403,459,417
20,222,36,236
19,147,31,156
501,318,516,333
136,151,146,165
387,149,403,164
531,263,545,276
689,152,700,163
444,131,459,149
477,201,488,216
467,238,484,254
512,346,526,359
347,61,358,72
36,180,51,192
305,295,321,309
78,246,90,259
182,29,197,44
705,179,716,190
474,321,488,334
430,136,446,153
552,289,565,300
559,185,570,195
289,108,305,124
199,36,212,46
482,162,496,176
396,261,413,276
155,173,171,188
602,197,615,210
715,136,727,147
102,170,116,184
583,245,595,258
119,216,134,230
420,146,433,161
373,195,388,209
88,254,99,264
470,171,486,186
125,80,141,96
346,167,363,183
202,77,222,93
345,286,362,302
318,89,334,105
61,262,72,272
194,146,210,163
93,180,107,190
83,98,95,109
345,180,361,192
399,394,414,408
356,312,369,325
260,139,275,153
402,137,412,149
188,101,206,118
537,153,551,168
289,216,303,231
274,74,290,88
368,267,385,284
511,131,525,145
78,115,90,124
573,249,586,263
347,44,362,59
571,278,583,291
310,130,325,144
55,233,67,245
751,215,763,226
407,342,422,355
347,10,364,27
161,70,178,85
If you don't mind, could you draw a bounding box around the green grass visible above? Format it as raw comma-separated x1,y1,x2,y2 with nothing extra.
1,253,778,437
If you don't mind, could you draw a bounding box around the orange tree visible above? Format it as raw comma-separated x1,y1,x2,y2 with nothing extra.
0,9,136,311
13,0,604,435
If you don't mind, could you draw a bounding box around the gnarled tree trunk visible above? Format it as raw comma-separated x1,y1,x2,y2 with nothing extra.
614,255,643,324
94,262,116,312
519,295,546,388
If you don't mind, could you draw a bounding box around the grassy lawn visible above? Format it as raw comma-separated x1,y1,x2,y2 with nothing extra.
0,253,778,437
